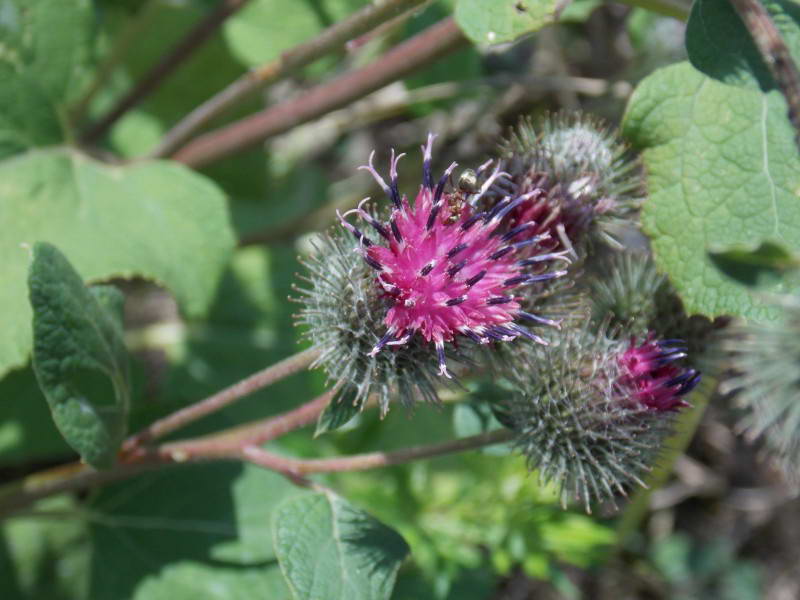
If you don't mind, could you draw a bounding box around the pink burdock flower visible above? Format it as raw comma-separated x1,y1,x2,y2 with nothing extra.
338,134,570,378
616,336,701,411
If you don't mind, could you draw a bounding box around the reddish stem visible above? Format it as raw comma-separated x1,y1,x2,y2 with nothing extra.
123,347,320,450
172,17,467,168
82,0,251,143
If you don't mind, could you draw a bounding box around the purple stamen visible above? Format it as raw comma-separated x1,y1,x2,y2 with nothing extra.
447,260,467,277
465,270,486,287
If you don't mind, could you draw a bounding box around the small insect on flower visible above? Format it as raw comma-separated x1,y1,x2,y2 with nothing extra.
338,134,571,378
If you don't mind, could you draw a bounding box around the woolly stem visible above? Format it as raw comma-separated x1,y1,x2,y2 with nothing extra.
171,17,467,168
123,347,320,450
149,0,429,158
615,375,716,544
82,0,251,143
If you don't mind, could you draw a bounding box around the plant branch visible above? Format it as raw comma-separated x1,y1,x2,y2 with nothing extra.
82,0,251,144
123,347,320,450
149,0,429,158
0,390,510,517
241,428,515,475
728,0,800,152
151,387,338,462
0,461,161,517
171,16,468,168
0,385,333,516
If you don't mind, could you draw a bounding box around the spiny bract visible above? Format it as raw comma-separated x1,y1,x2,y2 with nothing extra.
296,232,454,415
338,133,570,378
497,111,642,251
509,327,698,511
721,297,800,486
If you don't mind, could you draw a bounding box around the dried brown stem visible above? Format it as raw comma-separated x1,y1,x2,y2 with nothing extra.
728,0,800,151
123,347,320,450
172,17,467,168
149,0,429,158
82,0,251,144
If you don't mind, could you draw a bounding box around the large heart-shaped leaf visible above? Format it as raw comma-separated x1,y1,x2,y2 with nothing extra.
0,149,235,377
622,62,800,321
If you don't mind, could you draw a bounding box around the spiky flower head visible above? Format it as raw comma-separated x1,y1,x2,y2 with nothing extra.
337,134,570,379
296,232,454,415
509,327,699,511
588,251,667,333
587,251,718,359
721,297,800,486
496,111,642,251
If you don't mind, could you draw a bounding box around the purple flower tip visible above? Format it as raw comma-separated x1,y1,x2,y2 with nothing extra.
339,135,569,377
617,334,700,412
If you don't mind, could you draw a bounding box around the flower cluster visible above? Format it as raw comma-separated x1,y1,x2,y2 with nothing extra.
296,121,703,510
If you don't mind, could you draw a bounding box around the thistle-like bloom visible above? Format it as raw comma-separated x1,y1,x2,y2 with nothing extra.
616,336,701,412
509,327,698,511
338,134,569,378
586,251,717,359
496,112,642,252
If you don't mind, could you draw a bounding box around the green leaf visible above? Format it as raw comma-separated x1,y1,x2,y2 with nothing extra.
273,491,410,600
101,1,256,133
622,62,800,320
315,398,361,436
0,366,72,464
558,0,600,23
1,496,91,600
28,243,130,468
0,0,93,159
0,148,235,377
88,463,298,599
0,0,93,102
685,0,800,91
0,63,64,160
708,239,800,287
455,0,555,45
222,0,365,69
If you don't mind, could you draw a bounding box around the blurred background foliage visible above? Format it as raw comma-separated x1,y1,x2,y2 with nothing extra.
1,0,798,598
